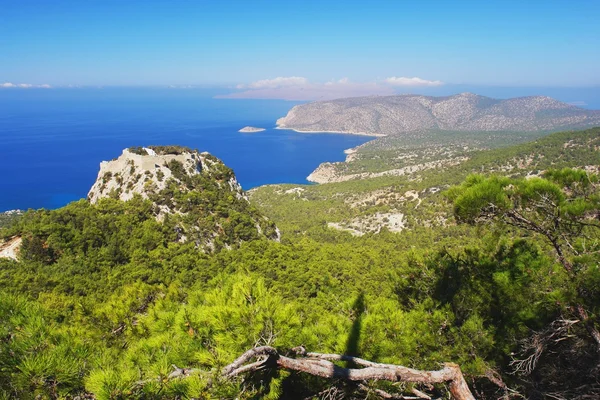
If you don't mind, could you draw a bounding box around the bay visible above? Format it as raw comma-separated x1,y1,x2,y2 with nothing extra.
0,88,372,211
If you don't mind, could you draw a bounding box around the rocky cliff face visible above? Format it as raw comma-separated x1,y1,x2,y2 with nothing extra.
88,146,279,250
276,93,600,135
88,147,205,204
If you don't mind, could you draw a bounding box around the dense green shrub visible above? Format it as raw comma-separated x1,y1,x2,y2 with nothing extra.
1,128,599,398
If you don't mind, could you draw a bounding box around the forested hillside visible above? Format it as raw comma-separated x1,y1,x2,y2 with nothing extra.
1,128,599,399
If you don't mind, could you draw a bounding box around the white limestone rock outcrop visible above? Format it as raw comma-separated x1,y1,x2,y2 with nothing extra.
87,146,280,249
0,236,21,261
88,147,210,203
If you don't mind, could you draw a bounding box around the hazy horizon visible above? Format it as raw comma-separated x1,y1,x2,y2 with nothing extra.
2,85,599,109
2,0,599,99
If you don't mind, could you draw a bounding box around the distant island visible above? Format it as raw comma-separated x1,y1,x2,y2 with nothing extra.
276,93,600,136
238,126,265,133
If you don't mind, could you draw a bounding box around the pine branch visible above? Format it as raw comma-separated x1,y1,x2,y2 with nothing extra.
222,345,475,400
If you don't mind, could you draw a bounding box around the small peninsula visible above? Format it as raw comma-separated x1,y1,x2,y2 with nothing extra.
238,126,265,133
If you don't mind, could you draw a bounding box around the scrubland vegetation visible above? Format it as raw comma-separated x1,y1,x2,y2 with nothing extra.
1,128,600,399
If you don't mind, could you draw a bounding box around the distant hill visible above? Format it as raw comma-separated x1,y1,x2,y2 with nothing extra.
276,93,600,135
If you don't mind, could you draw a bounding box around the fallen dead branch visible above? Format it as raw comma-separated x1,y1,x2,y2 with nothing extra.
222,346,475,400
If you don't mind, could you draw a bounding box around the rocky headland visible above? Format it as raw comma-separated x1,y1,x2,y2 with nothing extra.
278,93,600,184
87,146,280,249
2,146,281,259
277,93,600,136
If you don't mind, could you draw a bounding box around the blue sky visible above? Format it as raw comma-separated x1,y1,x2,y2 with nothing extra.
1,0,599,91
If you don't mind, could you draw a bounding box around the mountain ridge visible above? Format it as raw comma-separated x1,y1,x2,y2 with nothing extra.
276,93,600,135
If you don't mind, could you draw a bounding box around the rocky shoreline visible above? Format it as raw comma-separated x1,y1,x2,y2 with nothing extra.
273,122,382,185
274,126,385,137
2,209,24,215
307,156,469,184
305,139,375,184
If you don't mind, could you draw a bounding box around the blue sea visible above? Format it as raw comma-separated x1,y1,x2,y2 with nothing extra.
0,88,373,211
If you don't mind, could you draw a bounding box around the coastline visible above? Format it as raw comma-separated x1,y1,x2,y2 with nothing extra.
245,126,380,189
274,125,383,184
274,126,386,137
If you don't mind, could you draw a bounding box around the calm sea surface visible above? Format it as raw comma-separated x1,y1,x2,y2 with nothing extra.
0,88,373,211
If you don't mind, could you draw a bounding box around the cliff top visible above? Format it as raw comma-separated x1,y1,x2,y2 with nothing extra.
87,147,279,250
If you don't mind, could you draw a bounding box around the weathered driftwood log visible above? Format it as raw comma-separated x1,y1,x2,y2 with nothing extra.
222,346,475,400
